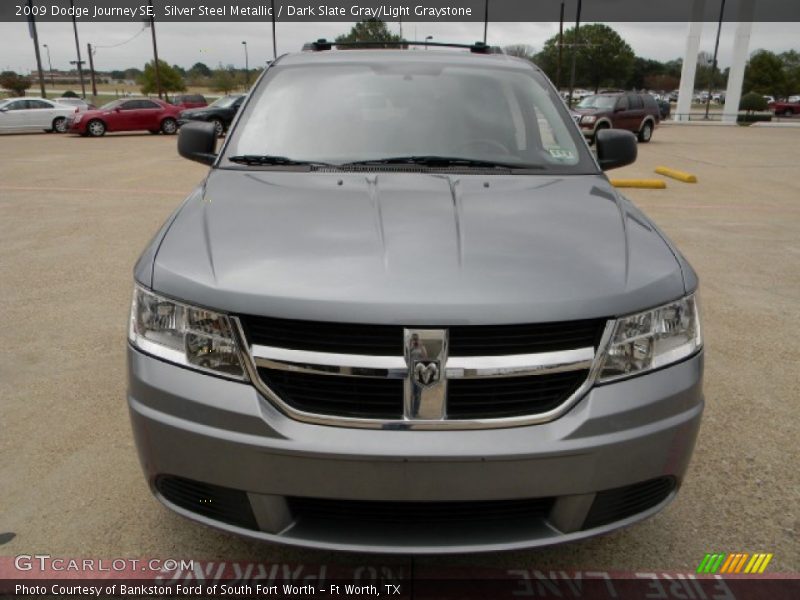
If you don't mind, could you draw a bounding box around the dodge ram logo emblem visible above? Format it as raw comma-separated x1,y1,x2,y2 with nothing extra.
413,361,440,387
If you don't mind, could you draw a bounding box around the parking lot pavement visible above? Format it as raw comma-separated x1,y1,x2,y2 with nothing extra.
1,128,797,572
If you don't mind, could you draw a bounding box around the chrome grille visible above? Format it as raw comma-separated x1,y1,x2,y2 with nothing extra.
238,315,606,356
235,316,612,430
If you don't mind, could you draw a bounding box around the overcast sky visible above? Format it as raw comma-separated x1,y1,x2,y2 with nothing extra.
1,20,798,74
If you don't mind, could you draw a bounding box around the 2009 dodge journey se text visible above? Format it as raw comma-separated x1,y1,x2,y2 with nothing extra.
127,41,704,553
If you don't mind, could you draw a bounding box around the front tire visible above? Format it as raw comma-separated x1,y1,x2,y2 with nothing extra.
53,117,68,134
638,121,653,143
211,118,225,137
784,109,794,117
87,119,106,137
160,118,178,135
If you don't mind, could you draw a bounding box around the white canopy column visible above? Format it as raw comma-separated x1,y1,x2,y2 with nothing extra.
675,0,706,121
722,0,755,123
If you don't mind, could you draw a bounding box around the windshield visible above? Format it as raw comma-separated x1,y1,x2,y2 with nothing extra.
211,95,240,108
225,62,594,172
577,95,617,109
100,99,124,110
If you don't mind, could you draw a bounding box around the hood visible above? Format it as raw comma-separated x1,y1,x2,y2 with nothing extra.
150,170,686,324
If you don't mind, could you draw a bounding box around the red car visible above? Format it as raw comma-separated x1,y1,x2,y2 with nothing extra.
69,98,182,137
769,99,800,116
171,94,208,109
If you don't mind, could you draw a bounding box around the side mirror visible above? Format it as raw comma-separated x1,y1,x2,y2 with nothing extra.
595,129,637,171
178,121,217,166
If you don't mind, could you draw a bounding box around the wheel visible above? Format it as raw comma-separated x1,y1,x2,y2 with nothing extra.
638,121,653,143
160,118,178,135
211,118,225,137
148,129,160,135
53,117,68,134
784,109,794,117
590,123,609,146
87,119,106,137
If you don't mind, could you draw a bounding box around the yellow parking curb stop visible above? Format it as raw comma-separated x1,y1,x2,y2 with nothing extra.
655,166,698,183
610,179,667,189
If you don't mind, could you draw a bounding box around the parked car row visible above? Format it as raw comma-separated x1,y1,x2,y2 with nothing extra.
0,93,246,137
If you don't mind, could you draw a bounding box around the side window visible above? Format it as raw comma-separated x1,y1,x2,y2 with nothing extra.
7,100,27,110
139,100,160,109
627,94,643,109
28,100,51,109
120,101,139,110
615,96,629,111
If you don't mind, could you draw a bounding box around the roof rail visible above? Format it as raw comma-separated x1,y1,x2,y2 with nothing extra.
302,39,504,54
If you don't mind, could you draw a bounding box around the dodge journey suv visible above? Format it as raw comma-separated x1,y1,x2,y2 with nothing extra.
128,42,703,553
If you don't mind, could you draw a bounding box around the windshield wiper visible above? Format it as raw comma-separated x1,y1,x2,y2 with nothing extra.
227,155,332,167
341,155,544,170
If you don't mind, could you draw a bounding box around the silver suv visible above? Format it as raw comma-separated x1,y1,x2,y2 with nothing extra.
128,42,703,553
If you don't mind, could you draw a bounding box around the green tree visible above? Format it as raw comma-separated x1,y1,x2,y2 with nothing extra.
503,44,536,61
535,24,635,93
627,57,664,90
739,91,768,113
0,71,31,96
138,60,186,95
778,50,800,96
335,19,405,48
210,67,236,94
123,67,143,81
744,50,787,98
189,62,212,78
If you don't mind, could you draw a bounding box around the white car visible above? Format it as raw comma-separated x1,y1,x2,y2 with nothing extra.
54,97,95,112
0,97,76,133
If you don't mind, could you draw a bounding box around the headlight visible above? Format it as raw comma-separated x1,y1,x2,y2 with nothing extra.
128,285,247,380
598,294,702,383
581,115,597,124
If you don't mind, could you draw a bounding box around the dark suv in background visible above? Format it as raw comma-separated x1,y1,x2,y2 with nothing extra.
574,92,660,143
172,94,208,110
178,94,246,137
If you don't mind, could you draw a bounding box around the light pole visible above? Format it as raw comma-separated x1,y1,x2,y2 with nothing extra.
705,0,726,120
69,0,86,98
242,41,249,87
43,43,54,89
425,35,433,49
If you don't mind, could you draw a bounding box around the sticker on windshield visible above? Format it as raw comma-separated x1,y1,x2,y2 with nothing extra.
547,147,575,160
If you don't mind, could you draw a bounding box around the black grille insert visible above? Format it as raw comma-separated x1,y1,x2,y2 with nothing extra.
258,368,403,419
155,475,258,531
288,496,555,526
239,315,607,357
447,370,589,419
583,476,677,530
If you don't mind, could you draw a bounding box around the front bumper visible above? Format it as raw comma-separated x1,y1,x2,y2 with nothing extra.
128,346,703,553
